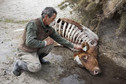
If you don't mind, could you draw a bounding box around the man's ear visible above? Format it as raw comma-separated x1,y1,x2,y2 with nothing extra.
44,15,48,19
82,42,89,52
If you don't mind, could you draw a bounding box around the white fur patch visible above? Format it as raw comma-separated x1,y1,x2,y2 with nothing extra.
74,56,82,65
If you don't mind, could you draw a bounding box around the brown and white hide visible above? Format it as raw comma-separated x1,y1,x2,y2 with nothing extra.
52,18,100,75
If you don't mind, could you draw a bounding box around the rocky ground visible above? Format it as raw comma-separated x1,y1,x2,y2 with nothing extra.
0,0,126,84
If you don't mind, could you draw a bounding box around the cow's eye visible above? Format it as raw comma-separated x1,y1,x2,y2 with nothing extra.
83,55,88,60
82,55,88,62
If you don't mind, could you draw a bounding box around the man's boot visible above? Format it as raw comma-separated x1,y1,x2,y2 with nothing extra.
39,53,50,64
13,60,28,76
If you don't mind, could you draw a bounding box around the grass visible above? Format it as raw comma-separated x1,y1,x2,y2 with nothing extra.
0,18,28,24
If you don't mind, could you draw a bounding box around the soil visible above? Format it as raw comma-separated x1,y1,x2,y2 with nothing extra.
0,0,126,84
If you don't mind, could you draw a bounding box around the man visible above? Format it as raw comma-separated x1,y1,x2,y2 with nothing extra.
13,7,82,76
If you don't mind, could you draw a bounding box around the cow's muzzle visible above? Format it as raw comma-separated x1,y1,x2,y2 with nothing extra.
90,68,101,75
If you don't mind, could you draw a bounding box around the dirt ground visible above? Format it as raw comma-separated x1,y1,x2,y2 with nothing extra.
0,0,126,84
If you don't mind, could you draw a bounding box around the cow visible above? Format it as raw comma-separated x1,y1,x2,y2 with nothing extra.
74,42,101,75
52,18,101,75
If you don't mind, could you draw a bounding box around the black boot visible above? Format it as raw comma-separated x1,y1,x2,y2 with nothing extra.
13,60,28,76
39,53,50,65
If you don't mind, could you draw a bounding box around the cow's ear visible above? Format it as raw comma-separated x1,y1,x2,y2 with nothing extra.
82,42,89,52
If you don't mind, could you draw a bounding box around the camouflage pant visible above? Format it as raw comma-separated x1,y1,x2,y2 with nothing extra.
17,45,54,72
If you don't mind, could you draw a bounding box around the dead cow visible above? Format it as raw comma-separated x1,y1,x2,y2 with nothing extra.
52,18,101,75
74,42,101,75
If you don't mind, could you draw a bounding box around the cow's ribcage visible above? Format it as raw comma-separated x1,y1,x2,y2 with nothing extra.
52,18,99,47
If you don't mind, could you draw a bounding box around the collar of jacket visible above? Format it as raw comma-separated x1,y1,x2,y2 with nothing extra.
40,17,50,29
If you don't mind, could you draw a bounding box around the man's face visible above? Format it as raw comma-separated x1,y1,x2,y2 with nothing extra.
44,13,56,25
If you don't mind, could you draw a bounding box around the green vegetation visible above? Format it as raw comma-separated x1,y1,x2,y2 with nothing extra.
0,18,28,24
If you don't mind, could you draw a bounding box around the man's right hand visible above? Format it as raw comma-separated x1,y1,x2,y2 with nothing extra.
45,38,54,46
74,44,82,50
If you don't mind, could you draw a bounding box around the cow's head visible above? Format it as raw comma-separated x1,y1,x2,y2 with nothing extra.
74,42,101,75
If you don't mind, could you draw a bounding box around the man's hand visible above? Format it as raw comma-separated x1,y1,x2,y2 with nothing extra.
74,44,82,50
45,38,54,46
